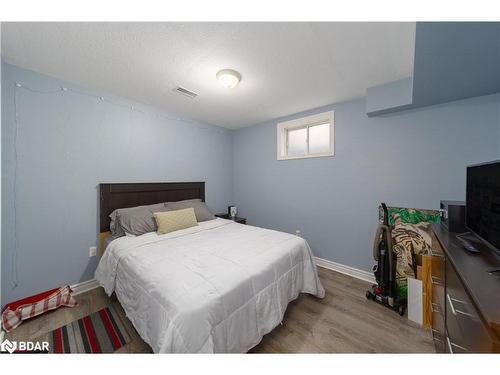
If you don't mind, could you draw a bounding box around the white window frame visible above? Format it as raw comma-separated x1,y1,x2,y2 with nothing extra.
277,110,334,160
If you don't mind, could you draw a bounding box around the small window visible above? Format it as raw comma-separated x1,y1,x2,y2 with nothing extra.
277,111,334,160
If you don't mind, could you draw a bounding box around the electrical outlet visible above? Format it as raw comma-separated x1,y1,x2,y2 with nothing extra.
89,246,97,257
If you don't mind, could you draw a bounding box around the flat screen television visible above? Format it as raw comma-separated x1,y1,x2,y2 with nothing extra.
466,160,500,255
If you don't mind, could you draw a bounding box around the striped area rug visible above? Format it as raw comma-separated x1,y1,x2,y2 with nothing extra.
48,306,131,353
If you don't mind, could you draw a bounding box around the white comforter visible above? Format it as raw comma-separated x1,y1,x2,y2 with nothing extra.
95,218,324,353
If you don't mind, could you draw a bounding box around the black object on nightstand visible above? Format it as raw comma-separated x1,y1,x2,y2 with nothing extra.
215,213,246,224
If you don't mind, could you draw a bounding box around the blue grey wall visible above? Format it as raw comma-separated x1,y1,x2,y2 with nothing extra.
233,94,500,272
1,62,233,306
366,22,500,117
2,62,500,307
412,22,500,108
0,36,3,310
366,78,414,116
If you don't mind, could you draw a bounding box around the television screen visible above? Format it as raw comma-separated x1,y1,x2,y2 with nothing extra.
466,161,500,254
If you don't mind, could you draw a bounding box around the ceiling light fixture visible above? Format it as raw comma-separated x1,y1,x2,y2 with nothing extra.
216,69,241,89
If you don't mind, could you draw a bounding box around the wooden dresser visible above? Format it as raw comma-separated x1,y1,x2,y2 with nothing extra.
429,223,500,353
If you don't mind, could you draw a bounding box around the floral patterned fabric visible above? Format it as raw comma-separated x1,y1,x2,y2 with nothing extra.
378,206,441,226
377,206,440,298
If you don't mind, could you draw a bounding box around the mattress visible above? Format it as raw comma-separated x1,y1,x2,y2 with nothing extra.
95,218,325,353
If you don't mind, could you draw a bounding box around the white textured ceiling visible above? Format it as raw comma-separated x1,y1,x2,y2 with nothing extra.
1,22,415,129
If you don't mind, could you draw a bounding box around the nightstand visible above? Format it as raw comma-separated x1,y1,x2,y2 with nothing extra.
215,213,247,224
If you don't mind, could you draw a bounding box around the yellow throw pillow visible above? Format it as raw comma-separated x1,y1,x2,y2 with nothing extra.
153,208,198,235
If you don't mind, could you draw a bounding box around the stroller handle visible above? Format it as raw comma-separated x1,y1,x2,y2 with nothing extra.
381,203,389,226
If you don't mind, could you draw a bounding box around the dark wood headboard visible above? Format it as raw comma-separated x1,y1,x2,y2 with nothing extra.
99,182,205,232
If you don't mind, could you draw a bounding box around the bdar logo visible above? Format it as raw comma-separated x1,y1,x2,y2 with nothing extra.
1,339,17,353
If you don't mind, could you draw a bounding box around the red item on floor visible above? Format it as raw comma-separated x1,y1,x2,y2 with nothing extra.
1,285,77,332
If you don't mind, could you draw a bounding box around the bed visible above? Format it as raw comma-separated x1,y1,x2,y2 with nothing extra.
95,182,325,353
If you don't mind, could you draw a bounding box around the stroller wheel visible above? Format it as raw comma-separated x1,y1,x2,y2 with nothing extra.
398,305,405,316
365,291,372,300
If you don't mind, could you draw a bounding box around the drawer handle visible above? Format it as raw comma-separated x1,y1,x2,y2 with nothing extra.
431,328,444,342
431,275,443,285
446,336,453,353
455,309,474,318
447,293,457,315
450,295,467,305
433,336,444,343
430,249,444,258
431,302,441,314
446,336,468,353
447,294,474,318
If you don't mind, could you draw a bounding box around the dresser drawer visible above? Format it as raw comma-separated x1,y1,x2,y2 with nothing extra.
430,245,445,280
432,328,445,353
431,274,445,353
446,261,494,353
429,244,446,353
431,304,446,353
431,259,445,307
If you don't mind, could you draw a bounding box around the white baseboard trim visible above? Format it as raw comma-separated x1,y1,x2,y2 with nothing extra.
315,257,376,284
71,279,100,296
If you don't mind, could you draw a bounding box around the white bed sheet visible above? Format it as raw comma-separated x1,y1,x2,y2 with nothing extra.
95,218,324,353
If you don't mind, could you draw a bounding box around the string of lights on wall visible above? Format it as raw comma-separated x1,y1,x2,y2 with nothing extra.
12,81,227,125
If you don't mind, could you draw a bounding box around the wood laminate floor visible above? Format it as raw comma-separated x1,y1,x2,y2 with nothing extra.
5,267,435,353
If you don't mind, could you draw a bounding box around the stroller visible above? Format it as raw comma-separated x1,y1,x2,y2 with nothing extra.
366,203,406,316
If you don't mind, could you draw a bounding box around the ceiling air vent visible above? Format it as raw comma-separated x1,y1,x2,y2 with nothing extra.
173,86,198,99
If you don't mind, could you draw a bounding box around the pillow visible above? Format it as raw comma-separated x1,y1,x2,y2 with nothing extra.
154,208,198,235
166,199,215,222
109,203,168,237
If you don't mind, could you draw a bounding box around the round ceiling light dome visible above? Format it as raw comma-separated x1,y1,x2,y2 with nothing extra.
216,69,241,89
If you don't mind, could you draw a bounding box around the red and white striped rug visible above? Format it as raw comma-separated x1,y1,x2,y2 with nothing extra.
48,306,131,353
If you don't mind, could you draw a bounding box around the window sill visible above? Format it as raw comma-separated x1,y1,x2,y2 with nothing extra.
277,152,334,161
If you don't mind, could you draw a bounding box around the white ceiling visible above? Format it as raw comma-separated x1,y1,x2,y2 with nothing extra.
1,22,416,129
